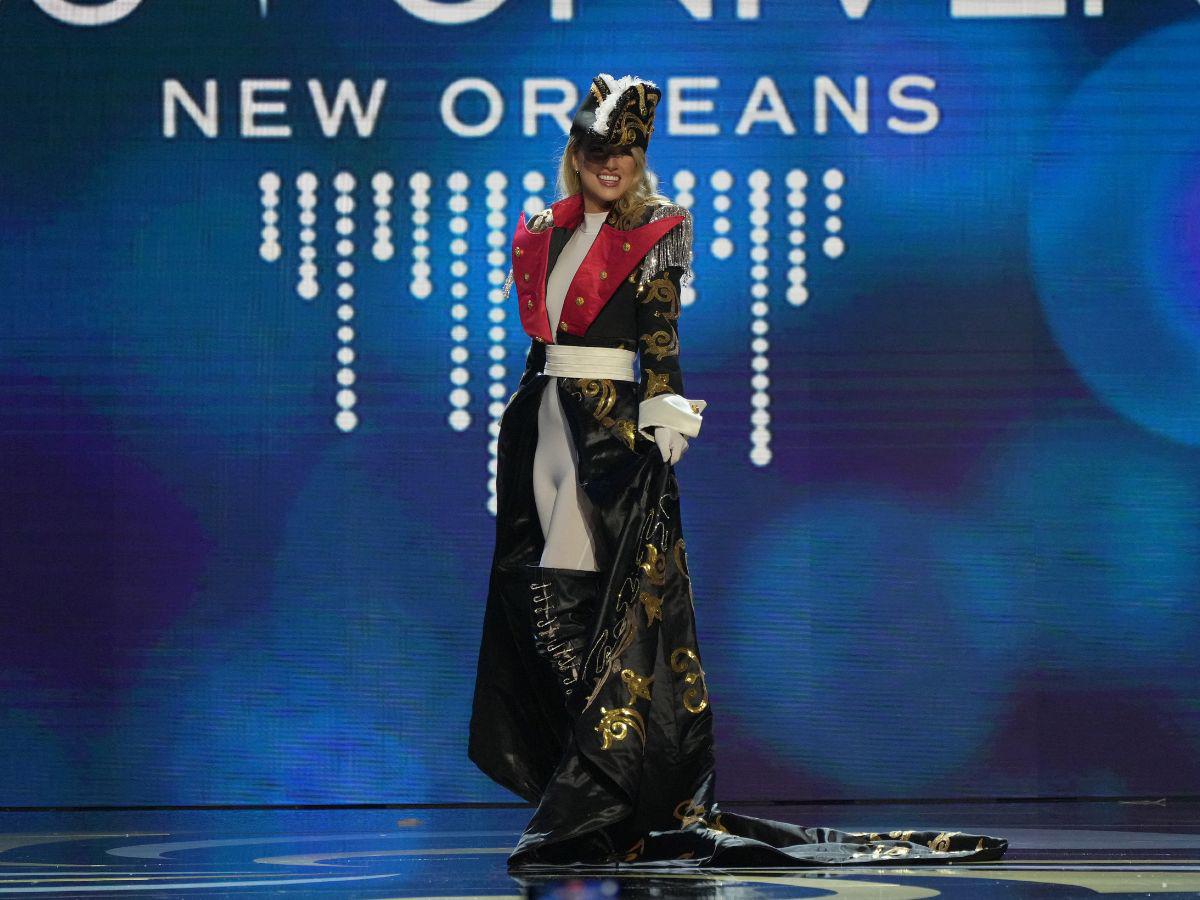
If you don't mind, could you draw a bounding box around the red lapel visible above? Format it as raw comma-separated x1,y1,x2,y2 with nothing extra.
512,193,684,344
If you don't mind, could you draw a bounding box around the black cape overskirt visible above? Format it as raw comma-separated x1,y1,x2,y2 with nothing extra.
468,373,1008,870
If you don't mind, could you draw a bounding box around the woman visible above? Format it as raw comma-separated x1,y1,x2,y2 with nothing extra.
468,72,1008,871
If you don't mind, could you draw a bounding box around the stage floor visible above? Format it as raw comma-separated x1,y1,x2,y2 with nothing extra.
0,799,1197,897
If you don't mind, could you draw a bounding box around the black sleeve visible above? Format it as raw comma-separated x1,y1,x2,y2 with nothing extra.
517,338,546,389
635,263,687,404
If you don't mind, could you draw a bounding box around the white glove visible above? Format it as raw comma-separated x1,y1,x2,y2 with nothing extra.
652,425,689,465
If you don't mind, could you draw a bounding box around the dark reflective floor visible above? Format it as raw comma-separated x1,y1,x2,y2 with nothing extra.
0,799,1197,897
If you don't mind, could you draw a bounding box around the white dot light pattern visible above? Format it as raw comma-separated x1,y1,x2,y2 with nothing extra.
484,170,510,516
786,169,809,307
296,171,318,302
710,169,734,263
447,171,471,432
333,171,358,434
259,171,282,263
409,172,432,301
823,167,847,259
258,166,853,475
671,170,697,308
748,169,772,468
372,170,395,262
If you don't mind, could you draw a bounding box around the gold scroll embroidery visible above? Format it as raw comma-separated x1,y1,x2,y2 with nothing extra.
673,537,689,580
596,705,646,750
639,273,680,361
641,329,678,361
670,647,709,713
573,378,636,450
639,542,667,586
927,831,960,852
622,837,645,862
674,799,708,828
576,378,617,420
638,588,662,626
642,368,673,400
620,667,653,703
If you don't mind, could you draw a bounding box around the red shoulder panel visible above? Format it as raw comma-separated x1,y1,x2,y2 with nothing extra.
511,194,685,343
512,209,556,343
556,214,684,338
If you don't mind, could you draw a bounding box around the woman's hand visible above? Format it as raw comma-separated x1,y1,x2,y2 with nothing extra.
652,426,689,465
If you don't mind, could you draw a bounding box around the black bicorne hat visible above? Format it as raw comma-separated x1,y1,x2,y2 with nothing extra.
569,73,661,152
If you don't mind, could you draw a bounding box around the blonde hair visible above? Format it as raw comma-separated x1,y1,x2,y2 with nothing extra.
555,135,672,231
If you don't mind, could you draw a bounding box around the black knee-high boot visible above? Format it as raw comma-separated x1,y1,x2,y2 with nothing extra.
525,564,602,713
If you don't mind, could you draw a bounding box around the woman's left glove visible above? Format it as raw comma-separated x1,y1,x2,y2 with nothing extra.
652,425,689,465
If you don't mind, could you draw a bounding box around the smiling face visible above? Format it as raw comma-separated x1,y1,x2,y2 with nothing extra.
574,140,638,212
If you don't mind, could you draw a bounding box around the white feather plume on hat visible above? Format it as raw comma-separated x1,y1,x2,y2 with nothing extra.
589,73,658,141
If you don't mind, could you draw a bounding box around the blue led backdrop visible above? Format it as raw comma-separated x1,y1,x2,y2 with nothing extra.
1,0,1198,805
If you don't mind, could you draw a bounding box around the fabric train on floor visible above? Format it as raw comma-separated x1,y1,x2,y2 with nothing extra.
469,373,1008,870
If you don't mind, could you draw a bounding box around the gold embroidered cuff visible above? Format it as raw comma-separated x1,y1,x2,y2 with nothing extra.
637,393,706,439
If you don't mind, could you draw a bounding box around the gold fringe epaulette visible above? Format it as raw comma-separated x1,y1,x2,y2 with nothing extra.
636,203,694,290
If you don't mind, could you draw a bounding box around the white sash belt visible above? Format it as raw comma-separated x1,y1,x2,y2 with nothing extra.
542,344,637,382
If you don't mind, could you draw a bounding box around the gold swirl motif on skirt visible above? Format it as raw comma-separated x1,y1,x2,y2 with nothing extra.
575,377,617,419
640,542,667,586
620,667,653,703
596,705,646,750
621,837,645,862
673,798,708,828
573,378,636,450
927,831,960,852
673,797,728,833
614,419,636,450
670,647,709,713
582,493,665,707
637,541,665,625
638,588,662,626
672,537,689,580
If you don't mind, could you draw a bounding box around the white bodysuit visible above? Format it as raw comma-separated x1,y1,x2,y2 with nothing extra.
533,209,610,571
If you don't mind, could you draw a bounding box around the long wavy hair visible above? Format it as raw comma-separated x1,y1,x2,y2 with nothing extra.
554,134,672,231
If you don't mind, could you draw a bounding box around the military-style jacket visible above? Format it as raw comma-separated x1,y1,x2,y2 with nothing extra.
503,191,706,437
